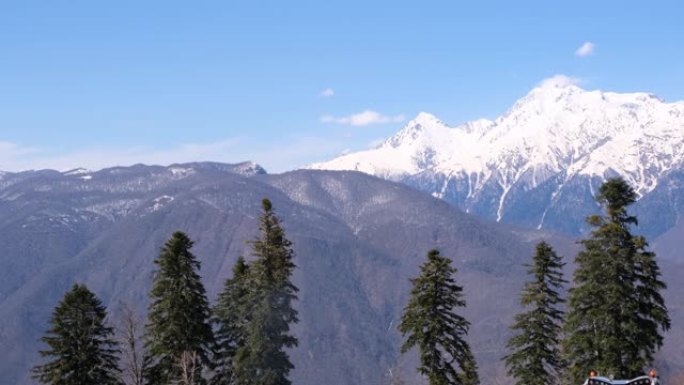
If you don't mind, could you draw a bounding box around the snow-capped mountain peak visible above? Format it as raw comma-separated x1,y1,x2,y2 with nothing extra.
310,76,684,229
534,74,582,91
409,111,444,127
385,112,451,148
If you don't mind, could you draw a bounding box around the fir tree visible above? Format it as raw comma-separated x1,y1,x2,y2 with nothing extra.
398,249,480,385
32,284,121,385
143,231,214,385
504,241,566,385
563,178,670,383
233,199,299,385
211,256,251,385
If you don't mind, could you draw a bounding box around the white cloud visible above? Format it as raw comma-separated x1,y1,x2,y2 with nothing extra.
321,110,405,126
320,88,335,98
575,41,595,57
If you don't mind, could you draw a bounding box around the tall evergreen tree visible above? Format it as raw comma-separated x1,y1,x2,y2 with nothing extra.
211,257,251,385
563,178,670,383
504,241,566,385
398,249,480,385
143,231,214,385
32,284,121,385
233,198,299,385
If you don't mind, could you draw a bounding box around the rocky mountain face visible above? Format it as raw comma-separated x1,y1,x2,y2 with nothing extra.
1,162,682,385
310,76,684,237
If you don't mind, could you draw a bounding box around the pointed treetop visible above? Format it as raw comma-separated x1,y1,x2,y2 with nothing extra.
170,230,192,242
233,256,248,276
261,198,272,212
68,283,94,297
399,248,478,385
32,283,120,385
596,177,638,223
563,177,669,382
532,241,559,263
144,231,213,385
535,240,551,251
426,249,440,260
597,177,637,211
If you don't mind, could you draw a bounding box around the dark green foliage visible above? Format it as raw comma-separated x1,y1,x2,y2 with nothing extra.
233,199,299,385
143,231,214,385
563,178,670,383
398,249,480,385
504,242,566,385
211,257,250,385
32,284,121,385
458,350,480,385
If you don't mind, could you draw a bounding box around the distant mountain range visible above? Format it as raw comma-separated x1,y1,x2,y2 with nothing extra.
0,162,544,385
1,162,682,385
311,76,684,237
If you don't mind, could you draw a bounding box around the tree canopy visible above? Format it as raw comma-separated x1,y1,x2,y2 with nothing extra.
233,199,299,385
505,241,566,385
32,284,121,385
399,249,479,385
143,231,214,385
563,178,670,383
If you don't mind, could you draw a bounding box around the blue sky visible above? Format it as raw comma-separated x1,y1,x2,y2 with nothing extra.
1,0,682,172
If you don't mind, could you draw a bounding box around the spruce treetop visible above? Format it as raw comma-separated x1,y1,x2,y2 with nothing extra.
232,255,248,276
33,284,121,385
262,198,272,212
596,177,638,224
232,198,299,385
505,241,565,385
144,231,213,385
399,249,479,385
563,177,669,383
251,198,296,285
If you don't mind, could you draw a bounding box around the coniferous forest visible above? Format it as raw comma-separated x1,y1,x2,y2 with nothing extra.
31,179,670,385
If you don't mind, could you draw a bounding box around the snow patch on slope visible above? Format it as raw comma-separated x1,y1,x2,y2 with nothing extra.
169,167,196,177
149,195,175,212
63,168,92,176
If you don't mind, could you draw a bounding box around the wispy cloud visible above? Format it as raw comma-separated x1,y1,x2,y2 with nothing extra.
0,141,39,157
321,110,405,126
320,88,335,98
575,41,595,57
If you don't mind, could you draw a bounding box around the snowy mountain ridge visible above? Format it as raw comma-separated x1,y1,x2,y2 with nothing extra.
310,76,684,227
